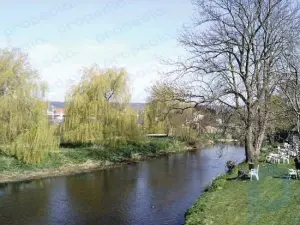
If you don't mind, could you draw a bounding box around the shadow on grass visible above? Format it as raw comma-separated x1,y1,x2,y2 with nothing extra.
226,176,250,181
272,175,291,180
60,142,93,149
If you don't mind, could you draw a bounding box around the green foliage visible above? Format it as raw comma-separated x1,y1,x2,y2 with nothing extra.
0,155,35,172
267,95,294,134
62,66,142,146
207,176,227,192
0,138,185,172
143,102,170,134
143,82,193,134
144,82,218,148
0,49,59,164
172,127,199,146
259,144,278,162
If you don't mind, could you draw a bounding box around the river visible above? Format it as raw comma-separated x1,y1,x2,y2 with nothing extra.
0,144,244,225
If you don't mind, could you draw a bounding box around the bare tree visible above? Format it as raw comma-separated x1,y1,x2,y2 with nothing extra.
166,0,300,162
279,49,300,134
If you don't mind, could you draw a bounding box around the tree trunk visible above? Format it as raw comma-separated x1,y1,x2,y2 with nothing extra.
246,124,255,163
244,137,249,162
254,130,266,160
297,114,300,135
245,105,255,163
254,112,269,160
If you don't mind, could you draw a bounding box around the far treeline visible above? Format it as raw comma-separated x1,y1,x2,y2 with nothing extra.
2,0,300,165
0,49,219,165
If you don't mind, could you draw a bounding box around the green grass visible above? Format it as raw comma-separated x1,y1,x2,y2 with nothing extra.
185,162,300,225
0,137,186,173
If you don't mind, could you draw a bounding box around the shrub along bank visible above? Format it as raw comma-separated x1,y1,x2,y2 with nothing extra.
0,138,189,183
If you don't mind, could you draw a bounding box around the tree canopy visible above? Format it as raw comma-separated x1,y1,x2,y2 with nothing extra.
0,49,59,164
62,66,141,146
165,0,300,162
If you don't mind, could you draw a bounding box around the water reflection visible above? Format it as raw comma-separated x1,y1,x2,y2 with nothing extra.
0,179,55,225
0,144,244,225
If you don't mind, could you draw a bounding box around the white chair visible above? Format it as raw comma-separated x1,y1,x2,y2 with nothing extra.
284,143,290,149
272,156,280,164
270,153,279,157
265,155,272,163
281,156,290,164
250,165,259,181
288,169,297,179
279,152,287,158
277,146,281,153
290,151,297,157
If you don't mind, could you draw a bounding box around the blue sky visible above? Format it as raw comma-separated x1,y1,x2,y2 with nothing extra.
0,0,193,102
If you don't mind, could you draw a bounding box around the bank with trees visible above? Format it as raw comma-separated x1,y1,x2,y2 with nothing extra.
0,48,223,183
161,0,300,224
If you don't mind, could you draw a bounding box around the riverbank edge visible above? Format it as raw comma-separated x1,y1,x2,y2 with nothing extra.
183,144,280,224
0,144,200,185
184,160,246,224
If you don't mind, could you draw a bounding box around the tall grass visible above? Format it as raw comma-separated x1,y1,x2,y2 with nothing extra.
0,138,185,173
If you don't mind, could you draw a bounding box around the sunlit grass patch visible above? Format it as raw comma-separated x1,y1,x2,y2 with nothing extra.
185,162,300,225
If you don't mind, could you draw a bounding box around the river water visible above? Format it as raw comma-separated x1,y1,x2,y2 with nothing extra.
0,144,244,225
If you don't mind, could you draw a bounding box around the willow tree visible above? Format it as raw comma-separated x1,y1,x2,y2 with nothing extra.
62,66,141,146
144,82,196,135
0,49,59,164
143,102,170,134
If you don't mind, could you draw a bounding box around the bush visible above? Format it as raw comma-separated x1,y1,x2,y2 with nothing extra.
173,127,199,146
226,160,236,171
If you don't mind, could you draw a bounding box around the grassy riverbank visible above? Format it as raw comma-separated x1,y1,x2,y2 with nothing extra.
0,138,193,184
185,159,300,225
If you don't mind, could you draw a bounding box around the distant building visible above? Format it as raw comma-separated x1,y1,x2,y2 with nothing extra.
54,108,65,122
47,104,65,124
187,112,222,133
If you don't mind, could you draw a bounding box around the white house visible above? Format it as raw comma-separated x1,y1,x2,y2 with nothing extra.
53,108,65,122
47,105,65,123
